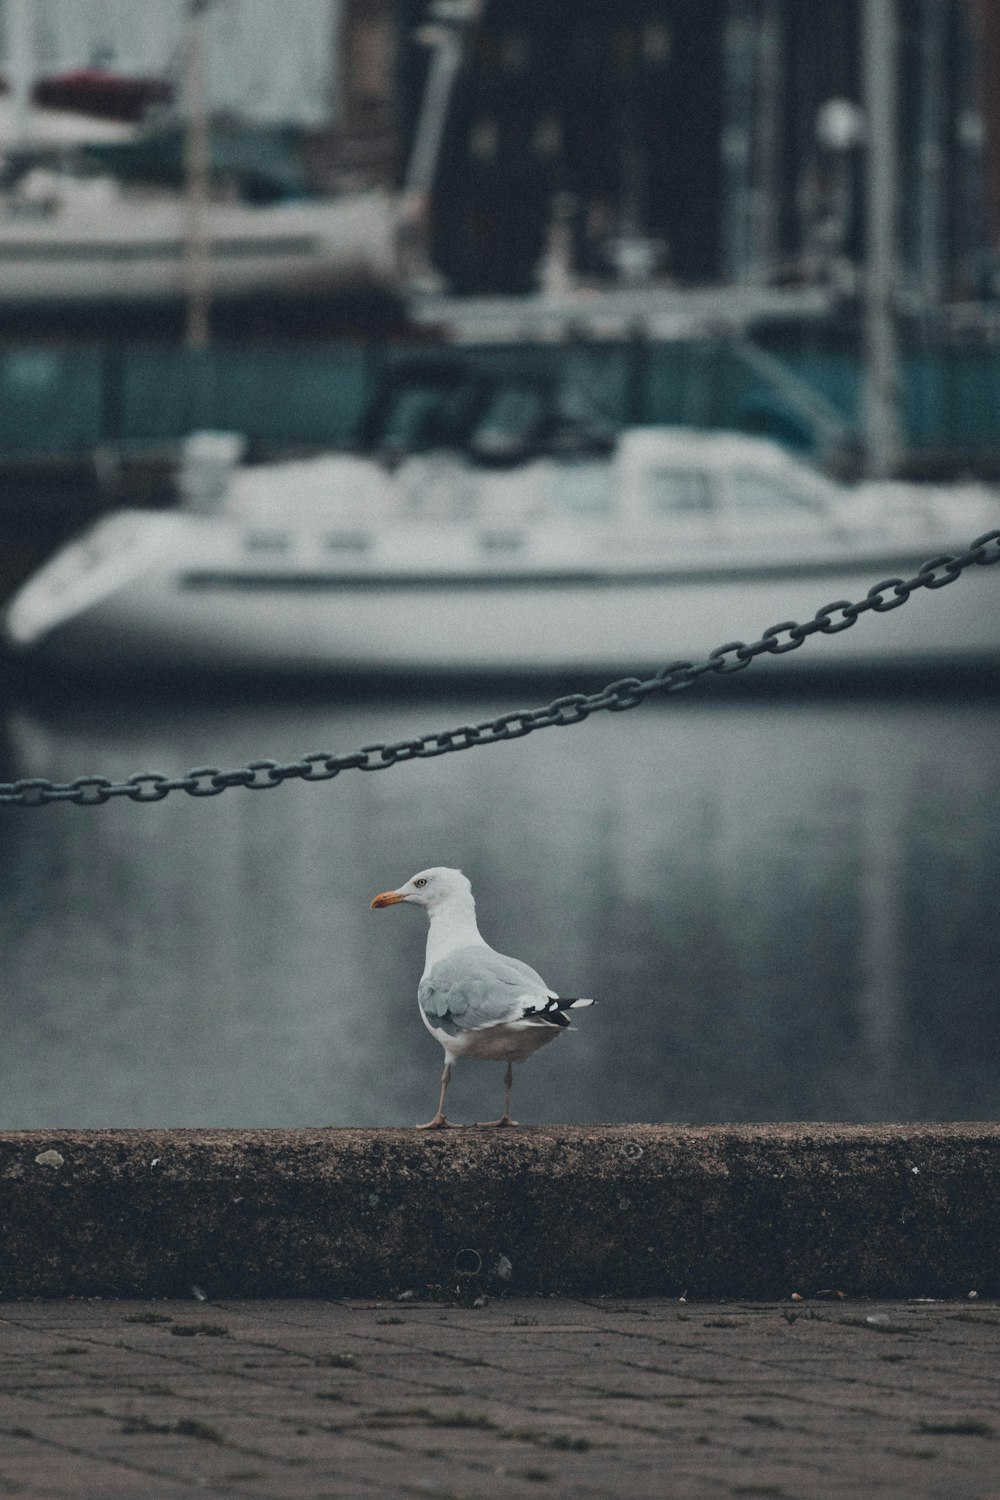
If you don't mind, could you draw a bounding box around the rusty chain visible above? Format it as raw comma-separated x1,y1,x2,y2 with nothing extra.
1,528,998,809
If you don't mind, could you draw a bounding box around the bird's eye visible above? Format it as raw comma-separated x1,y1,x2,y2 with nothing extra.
413,878,427,888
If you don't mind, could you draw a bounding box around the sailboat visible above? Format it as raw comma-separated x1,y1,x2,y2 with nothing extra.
0,1,410,316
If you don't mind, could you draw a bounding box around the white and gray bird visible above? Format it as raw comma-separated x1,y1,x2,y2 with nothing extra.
371,866,594,1129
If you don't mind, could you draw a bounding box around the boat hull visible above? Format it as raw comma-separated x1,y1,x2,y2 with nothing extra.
20,553,1000,680
0,192,399,306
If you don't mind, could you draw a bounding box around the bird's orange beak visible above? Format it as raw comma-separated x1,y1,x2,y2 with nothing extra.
371,889,406,909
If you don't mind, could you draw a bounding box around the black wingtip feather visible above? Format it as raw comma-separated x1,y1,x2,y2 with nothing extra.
523,995,596,1026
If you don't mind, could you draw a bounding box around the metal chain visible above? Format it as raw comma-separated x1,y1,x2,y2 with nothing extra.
2,529,999,810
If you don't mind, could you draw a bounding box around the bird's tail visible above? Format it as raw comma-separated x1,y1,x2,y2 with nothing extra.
524,995,596,1028
555,997,595,1029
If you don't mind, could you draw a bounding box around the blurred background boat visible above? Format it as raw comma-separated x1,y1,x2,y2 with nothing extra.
0,168,399,309
0,5,404,332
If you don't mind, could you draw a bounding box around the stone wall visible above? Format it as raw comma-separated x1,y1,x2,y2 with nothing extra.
2,1124,998,1300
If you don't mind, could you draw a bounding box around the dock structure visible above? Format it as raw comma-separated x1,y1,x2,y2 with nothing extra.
3,1125,1000,1497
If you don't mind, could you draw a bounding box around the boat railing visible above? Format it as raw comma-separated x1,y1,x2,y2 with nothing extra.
178,429,245,515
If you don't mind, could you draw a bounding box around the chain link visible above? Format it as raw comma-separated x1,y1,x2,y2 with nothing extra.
2,529,998,810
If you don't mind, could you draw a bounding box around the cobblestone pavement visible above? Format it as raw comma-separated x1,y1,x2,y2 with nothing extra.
2,1296,999,1499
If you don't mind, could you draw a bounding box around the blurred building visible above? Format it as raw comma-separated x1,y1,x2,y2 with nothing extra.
395,0,995,305
397,0,724,295
720,0,989,306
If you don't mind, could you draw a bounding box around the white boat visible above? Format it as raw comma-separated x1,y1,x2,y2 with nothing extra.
0,7,403,312
4,429,999,679
0,174,399,307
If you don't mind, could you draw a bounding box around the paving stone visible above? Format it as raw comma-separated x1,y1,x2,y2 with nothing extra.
4,1297,1000,1496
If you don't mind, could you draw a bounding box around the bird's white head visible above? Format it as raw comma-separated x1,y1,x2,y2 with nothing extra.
371,866,474,914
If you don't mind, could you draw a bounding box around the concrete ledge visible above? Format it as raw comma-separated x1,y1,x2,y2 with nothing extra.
2,1124,999,1301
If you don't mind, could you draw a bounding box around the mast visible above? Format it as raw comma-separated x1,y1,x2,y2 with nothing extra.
7,0,34,152
720,0,756,283
916,0,946,306
183,0,212,349
750,0,782,284
861,0,903,477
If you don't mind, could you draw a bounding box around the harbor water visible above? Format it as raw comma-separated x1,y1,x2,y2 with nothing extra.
1,682,998,1130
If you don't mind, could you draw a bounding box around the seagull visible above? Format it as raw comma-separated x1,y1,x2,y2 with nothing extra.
371,867,594,1129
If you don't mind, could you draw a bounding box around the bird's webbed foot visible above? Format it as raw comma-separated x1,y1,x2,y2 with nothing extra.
416,1114,462,1130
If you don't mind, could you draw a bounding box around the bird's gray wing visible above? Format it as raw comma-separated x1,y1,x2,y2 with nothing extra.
418,945,554,1035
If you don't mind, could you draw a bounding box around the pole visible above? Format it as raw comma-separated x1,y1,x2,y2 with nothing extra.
751,0,782,284
980,0,1000,251
916,0,946,306
399,2,480,289
861,0,903,477
7,0,34,152
183,0,211,349
720,0,756,282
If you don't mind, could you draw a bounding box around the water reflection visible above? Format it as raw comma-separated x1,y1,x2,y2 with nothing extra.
1,685,998,1127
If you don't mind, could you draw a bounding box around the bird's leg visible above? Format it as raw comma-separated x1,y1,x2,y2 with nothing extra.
417,1061,461,1130
479,1062,519,1127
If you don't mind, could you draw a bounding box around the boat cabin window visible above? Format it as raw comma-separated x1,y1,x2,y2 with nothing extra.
470,385,546,461
479,528,525,553
244,530,290,553
325,531,371,552
550,462,613,514
645,468,713,515
380,387,449,450
728,471,819,513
